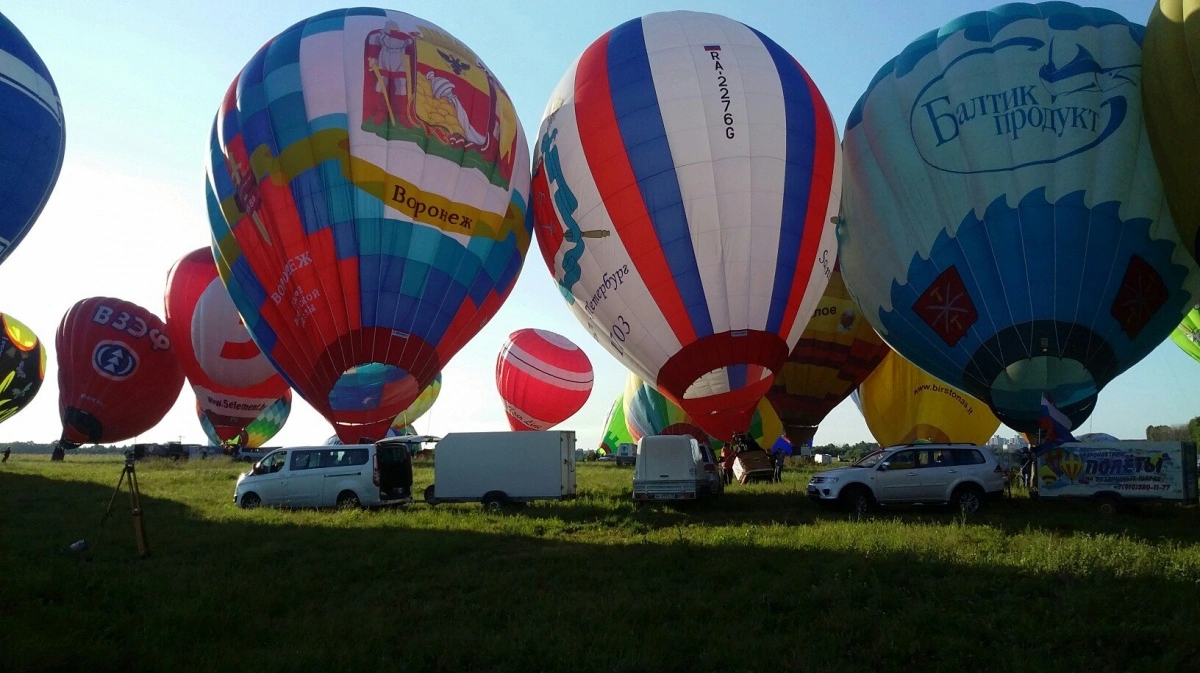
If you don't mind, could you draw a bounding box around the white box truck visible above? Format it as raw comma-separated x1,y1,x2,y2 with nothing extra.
1032,440,1199,513
423,431,577,509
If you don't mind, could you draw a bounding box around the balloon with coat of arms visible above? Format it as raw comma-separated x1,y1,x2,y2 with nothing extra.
206,8,531,443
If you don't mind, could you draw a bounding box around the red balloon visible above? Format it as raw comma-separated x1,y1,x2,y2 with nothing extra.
56,297,184,445
495,329,593,431
164,249,291,445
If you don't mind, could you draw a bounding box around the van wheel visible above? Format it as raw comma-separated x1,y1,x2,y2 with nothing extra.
481,491,508,511
336,490,361,509
840,485,873,516
240,492,261,509
1095,494,1121,515
952,484,984,515
423,484,438,505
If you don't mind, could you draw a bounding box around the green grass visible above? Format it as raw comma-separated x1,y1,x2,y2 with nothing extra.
3,456,1199,673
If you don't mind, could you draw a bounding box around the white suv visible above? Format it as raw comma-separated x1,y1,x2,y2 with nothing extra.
807,444,1005,514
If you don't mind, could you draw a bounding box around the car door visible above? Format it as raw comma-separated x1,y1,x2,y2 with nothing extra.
874,449,922,502
249,451,289,504
917,449,957,501
284,449,324,507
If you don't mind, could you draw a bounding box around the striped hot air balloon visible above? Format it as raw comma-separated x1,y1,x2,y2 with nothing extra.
495,329,593,431
531,10,840,441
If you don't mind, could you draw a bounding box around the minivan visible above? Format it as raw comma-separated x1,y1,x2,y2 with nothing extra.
632,435,716,502
234,439,418,509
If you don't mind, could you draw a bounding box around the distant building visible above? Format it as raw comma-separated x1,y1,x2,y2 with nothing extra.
987,435,1005,449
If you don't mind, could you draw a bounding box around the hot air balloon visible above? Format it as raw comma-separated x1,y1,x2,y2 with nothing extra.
853,350,1000,448
598,393,632,454
623,373,713,446
839,3,1200,434
1170,305,1200,365
56,297,184,447
199,394,291,449
165,248,292,448
496,329,592,431
206,9,531,443
1144,1,1200,265
532,11,841,441
767,262,890,446
0,12,65,266
0,314,45,424
389,373,441,433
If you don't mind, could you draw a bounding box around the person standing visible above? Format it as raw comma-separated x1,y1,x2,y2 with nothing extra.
722,444,737,486
772,448,784,483
2,447,10,463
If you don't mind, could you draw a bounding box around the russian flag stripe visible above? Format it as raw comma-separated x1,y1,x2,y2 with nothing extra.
748,27,832,336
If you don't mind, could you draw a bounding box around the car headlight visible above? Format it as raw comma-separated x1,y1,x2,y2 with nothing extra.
810,477,824,484
824,477,840,484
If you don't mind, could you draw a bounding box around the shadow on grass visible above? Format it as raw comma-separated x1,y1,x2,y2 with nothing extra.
3,471,1200,673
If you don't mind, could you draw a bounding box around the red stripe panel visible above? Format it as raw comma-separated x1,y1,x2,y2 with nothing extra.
573,30,697,345
774,64,837,338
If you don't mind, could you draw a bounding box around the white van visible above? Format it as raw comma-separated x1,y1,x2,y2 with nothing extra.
632,435,713,502
233,441,417,509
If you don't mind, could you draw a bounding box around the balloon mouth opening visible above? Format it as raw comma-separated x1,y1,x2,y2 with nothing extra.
987,355,1096,430
328,362,419,413
63,407,104,444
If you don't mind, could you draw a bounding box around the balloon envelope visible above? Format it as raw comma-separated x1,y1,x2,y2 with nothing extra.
0,314,45,424
1144,0,1200,266
767,262,889,446
199,393,291,449
854,350,1000,448
496,329,592,431
390,372,441,432
532,10,841,441
839,3,1199,434
1170,305,1200,365
598,393,632,454
623,373,712,445
0,12,65,266
206,8,531,443
56,298,184,445
165,248,292,446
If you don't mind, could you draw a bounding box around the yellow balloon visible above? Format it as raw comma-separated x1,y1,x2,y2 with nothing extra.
856,350,1000,447
1144,0,1200,264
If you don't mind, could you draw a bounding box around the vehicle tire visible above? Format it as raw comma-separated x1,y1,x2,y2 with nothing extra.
840,485,873,516
1095,494,1121,515
951,484,985,515
481,491,508,511
423,484,438,505
240,492,261,509
336,490,361,509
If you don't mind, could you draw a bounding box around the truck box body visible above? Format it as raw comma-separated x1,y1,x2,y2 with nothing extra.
432,431,576,502
1035,441,1198,503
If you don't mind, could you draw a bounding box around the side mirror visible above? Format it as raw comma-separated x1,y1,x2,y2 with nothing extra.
251,465,264,476
878,462,890,472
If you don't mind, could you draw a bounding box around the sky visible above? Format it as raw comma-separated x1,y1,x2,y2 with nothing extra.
2,0,1196,451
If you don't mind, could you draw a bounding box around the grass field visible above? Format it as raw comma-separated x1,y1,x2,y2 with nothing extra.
3,455,1199,673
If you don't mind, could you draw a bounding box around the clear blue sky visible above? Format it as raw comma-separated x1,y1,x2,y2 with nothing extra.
2,0,1193,449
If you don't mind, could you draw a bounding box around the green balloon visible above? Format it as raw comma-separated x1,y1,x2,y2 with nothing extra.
1171,305,1200,365
599,394,632,454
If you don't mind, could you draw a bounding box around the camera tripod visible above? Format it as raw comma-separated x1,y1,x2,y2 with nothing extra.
91,453,150,559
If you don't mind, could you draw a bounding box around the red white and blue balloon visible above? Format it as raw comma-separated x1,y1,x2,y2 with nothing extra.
531,11,841,440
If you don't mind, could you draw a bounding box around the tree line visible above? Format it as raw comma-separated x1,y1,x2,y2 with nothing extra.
1145,417,1200,445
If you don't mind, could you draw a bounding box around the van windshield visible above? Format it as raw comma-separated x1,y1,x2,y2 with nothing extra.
854,450,887,468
